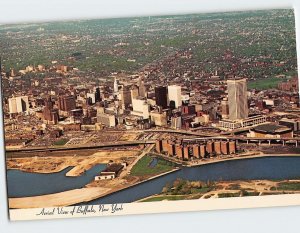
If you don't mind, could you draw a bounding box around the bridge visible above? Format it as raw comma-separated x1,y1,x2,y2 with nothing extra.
182,136,300,146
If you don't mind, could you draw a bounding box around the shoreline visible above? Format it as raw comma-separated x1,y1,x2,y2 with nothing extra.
186,153,300,168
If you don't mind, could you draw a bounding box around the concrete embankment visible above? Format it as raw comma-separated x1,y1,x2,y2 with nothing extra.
9,187,110,209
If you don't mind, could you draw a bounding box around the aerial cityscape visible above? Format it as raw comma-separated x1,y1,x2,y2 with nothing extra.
1,9,300,210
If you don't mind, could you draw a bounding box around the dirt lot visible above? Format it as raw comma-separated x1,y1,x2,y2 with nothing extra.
7,149,139,176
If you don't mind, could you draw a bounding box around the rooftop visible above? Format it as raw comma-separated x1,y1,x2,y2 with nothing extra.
253,123,292,134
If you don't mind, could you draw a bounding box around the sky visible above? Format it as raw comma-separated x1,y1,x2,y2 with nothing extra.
0,0,297,24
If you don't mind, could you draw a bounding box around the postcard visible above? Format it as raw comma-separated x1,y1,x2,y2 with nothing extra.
1,8,300,221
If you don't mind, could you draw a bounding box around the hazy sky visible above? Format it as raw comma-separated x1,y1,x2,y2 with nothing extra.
0,0,296,24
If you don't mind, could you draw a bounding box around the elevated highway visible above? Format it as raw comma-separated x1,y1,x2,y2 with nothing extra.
6,140,155,153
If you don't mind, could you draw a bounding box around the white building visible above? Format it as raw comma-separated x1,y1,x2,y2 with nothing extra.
227,78,248,120
113,77,119,96
87,93,96,104
168,85,182,108
97,113,116,127
131,98,149,119
8,96,29,114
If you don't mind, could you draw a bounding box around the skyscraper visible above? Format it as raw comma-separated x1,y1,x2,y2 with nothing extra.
168,85,182,108
155,86,168,108
95,87,101,102
227,78,248,120
138,76,146,97
113,77,119,95
120,87,132,108
58,95,76,112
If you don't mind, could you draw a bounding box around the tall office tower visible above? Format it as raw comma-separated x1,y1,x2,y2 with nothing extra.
227,78,248,120
95,87,101,102
120,87,132,108
138,76,146,97
58,95,76,111
113,77,119,95
155,86,168,109
8,96,29,114
130,86,139,102
168,85,182,108
43,97,58,124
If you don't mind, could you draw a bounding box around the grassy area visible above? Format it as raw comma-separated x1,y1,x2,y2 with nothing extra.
53,139,69,146
276,182,300,191
141,195,187,202
248,77,287,90
241,190,260,196
218,192,240,198
130,155,176,176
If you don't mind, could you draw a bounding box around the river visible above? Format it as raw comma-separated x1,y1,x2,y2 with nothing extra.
6,156,300,204
7,164,106,197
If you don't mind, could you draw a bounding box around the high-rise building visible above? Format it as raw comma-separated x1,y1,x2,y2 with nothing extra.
120,87,132,108
95,87,101,102
227,78,248,120
168,85,182,108
138,76,146,97
8,96,29,114
130,87,139,102
43,97,59,124
113,77,119,96
132,98,149,119
155,86,168,108
58,95,76,112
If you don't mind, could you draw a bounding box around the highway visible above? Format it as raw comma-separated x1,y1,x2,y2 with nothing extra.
6,140,155,153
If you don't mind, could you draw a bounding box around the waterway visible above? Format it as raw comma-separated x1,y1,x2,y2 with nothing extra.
7,164,106,198
6,156,300,203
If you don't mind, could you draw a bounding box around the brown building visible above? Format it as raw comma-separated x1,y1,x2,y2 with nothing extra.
156,140,162,153
221,141,229,155
43,97,59,124
206,141,213,155
229,141,236,154
183,146,189,160
192,144,200,158
214,141,221,155
175,144,183,160
200,145,206,157
167,143,175,156
162,140,169,152
58,95,76,112
61,123,81,131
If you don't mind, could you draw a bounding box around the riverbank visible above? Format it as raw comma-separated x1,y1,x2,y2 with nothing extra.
187,153,300,168
137,179,300,203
